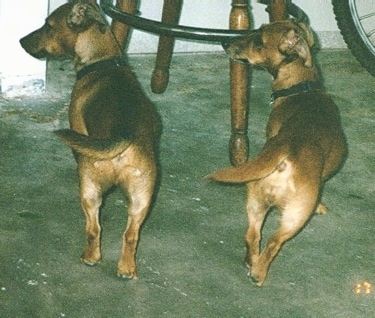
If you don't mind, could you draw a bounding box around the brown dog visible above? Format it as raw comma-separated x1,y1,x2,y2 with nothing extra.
207,20,347,286
20,0,161,279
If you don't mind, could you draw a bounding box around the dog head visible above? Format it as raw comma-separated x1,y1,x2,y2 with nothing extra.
222,20,315,75
20,0,108,59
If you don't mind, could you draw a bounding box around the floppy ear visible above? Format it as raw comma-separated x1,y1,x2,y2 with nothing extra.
279,26,313,67
68,2,107,33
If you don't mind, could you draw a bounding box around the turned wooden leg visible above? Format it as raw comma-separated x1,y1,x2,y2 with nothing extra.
269,0,287,22
111,0,140,51
229,0,251,166
151,0,183,94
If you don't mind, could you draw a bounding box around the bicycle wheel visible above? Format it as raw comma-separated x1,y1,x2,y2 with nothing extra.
332,0,375,76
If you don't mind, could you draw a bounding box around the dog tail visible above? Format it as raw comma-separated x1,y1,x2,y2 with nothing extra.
54,129,132,160
206,139,290,183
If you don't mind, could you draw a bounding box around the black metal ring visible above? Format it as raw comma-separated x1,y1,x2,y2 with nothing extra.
100,0,253,42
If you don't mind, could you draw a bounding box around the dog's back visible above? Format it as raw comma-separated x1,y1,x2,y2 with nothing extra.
56,65,160,161
207,90,346,185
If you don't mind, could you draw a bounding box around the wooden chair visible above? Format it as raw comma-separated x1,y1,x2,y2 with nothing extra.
111,0,286,166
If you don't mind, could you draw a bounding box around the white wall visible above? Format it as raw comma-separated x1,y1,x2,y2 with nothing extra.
0,0,358,97
49,0,347,54
125,0,346,53
0,0,48,97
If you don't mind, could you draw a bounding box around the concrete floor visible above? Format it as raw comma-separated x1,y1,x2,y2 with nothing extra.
0,50,374,317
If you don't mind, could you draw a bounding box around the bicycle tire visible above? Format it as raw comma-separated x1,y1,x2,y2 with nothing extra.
332,0,375,76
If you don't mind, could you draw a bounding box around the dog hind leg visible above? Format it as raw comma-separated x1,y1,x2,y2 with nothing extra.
250,197,318,286
244,182,271,271
80,174,104,266
117,169,156,279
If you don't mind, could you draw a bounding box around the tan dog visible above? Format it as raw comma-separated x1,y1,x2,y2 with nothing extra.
20,0,161,279
207,20,347,286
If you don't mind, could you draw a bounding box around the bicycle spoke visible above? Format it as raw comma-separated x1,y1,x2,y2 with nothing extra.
358,12,375,21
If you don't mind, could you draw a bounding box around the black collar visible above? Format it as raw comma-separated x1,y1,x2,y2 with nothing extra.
271,81,320,102
76,57,126,80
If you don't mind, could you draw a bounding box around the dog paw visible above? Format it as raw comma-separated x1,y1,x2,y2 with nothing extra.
118,273,138,280
248,265,267,286
83,260,97,267
117,262,138,280
315,203,328,215
117,270,138,280
82,257,101,266
81,251,101,266
247,271,264,286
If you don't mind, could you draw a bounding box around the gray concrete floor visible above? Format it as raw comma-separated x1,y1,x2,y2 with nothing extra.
0,50,374,317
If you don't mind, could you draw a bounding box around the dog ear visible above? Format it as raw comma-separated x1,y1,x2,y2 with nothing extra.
68,2,108,33
296,21,315,47
279,27,313,68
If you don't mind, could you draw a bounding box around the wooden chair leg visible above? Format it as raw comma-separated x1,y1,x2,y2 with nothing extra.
111,0,140,51
151,0,183,94
229,0,251,166
269,0,287,22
